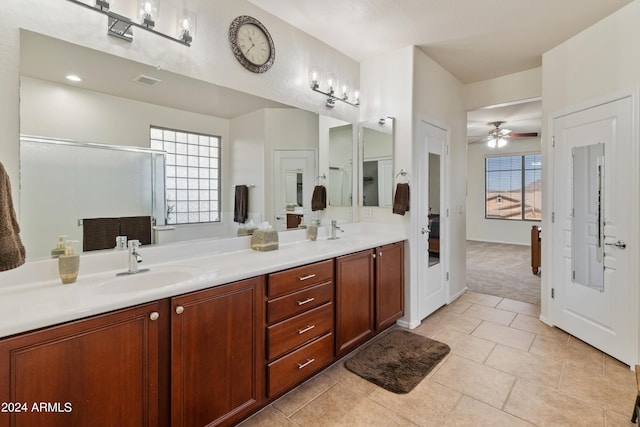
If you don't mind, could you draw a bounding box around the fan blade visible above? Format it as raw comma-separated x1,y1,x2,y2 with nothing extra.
510,132,538,138
498,128,512,136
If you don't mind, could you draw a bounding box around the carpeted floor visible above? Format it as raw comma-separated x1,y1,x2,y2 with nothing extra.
466,240,541,305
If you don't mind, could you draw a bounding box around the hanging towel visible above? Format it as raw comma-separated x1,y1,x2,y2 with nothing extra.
0,162,26,271
392,183,410,215
311,185,327,211
120,216,152,246
83,217,121,252
234,185,249,223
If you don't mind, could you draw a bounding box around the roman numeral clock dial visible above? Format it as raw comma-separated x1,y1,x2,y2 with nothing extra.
229,15,275,73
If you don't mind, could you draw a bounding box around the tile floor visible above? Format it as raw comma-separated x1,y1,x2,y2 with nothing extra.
239,291,637,426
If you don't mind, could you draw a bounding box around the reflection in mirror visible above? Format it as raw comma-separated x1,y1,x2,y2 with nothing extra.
361,117,394,207
428,153,441,267
273,150,315,231
572,143,605,291
19,30,354,260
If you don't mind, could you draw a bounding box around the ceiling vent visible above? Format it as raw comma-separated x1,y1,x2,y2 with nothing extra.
134,74,162,85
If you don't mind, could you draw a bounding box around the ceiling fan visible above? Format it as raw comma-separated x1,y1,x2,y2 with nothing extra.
485,121,538,148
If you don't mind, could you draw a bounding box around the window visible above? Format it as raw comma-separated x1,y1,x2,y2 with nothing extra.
150,126,220,225
485,154,541,220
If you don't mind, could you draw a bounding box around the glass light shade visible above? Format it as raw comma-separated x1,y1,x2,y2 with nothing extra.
138,0,159,28
487,138,497,148
497,137,508,148
177,9,197,44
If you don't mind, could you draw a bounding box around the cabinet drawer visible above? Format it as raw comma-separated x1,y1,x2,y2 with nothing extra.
267,332,334,397
267,281,334,324
267,302,333,360
268,259,334,297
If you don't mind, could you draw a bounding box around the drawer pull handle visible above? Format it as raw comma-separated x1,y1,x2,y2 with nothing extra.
297,324,316,335
299,274,316,281
298,358,315,369
297,297,315,306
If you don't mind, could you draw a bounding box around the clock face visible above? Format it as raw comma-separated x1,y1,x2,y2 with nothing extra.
229,16,275,73
238,24,271,66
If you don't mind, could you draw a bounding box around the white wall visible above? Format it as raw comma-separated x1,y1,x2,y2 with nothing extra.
540,0,640,346
466,138,541,245
464,68,542,111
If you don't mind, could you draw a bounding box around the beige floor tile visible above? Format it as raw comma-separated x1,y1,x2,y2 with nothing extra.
471,321,535,351
444,396,534,426
432,327,495,364
411,321,444,339
368,378,461,427
457,291,502,307
604,356,636,384
504,379,605,425
485,344,563,389
496,298,540,317
559,363,636,415
530,334,604,374
322,360,377,397
290,383,394,427
237,405,296,427
387,415,421,427
509,314,570,340
463,303,517,326
430,354,515,408
423,309,483,334
605,408,633,426
272,373,336,416
440,299,472,314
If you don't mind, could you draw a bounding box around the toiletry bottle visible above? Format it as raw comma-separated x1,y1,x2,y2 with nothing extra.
58,240,80,284
51,235,67,258
308,219,318,241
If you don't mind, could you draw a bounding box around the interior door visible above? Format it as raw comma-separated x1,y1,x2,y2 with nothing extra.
417,120,447,320
273,150,316,231
552,96,637,365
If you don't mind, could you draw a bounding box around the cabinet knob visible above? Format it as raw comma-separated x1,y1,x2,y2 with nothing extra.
175,305,184,315
379,251,382,257
149,311,160,321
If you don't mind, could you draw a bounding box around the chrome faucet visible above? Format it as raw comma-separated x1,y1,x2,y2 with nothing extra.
127,240,143,274
329,220,344,240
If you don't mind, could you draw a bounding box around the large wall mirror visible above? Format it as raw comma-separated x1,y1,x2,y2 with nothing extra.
360,117,394,207
19,30,355,260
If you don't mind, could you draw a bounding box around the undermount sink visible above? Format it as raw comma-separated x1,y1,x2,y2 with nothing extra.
96,266,204,294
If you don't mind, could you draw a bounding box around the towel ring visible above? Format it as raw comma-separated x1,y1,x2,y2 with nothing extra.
395,169,410,183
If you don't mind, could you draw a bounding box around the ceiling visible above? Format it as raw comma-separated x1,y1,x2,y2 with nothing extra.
249,0,632,84
467,99,542,145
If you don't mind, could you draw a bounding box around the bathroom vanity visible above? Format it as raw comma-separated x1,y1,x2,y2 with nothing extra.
0,223,405,427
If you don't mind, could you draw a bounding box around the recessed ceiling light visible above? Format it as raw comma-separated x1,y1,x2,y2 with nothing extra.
66,74,82,82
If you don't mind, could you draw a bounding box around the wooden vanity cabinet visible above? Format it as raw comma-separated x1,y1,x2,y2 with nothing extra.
375,242,405,331
0,302,162,427
265,259,335,397
170,276,264,427
335,249,375,356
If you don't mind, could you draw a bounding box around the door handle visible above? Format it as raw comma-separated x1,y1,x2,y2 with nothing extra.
421,226,431,235
605,240,627,249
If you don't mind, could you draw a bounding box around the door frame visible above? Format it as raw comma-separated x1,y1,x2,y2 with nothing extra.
272,149,317,231
408,115,450,325
545,87,639,366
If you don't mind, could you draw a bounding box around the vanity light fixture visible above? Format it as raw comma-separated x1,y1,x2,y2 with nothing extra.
66,74,83,82
310,72,359,108
66,0,193,46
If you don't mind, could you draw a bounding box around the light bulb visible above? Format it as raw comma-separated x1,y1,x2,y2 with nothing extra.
488,138,497,148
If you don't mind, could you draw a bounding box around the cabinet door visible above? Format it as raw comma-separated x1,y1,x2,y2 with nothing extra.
171,276,264,427
335,249,375,356
376,242,405,331
0,302,161,427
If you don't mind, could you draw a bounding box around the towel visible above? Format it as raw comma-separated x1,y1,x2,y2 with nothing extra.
311,185,327,211
82,217,120,251
392,183,410,215
234,185,249,223
120,216,152,246
0,162,26,271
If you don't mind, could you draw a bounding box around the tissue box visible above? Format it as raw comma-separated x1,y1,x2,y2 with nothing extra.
251,229,279,251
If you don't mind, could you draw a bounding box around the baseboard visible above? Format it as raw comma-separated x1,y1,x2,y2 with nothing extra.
396,319,420,329
448,286,467,303
539,315,553,326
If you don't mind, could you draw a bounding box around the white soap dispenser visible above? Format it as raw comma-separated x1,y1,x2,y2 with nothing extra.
58,240,80,284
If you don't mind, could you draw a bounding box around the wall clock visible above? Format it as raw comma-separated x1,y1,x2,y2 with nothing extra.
229,15,275,73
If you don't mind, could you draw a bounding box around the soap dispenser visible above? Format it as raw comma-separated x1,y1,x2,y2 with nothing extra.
308,219,318,241
50,235,67,258
58,240,80,284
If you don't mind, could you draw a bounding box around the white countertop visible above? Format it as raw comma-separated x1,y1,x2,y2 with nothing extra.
0,223,406,338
